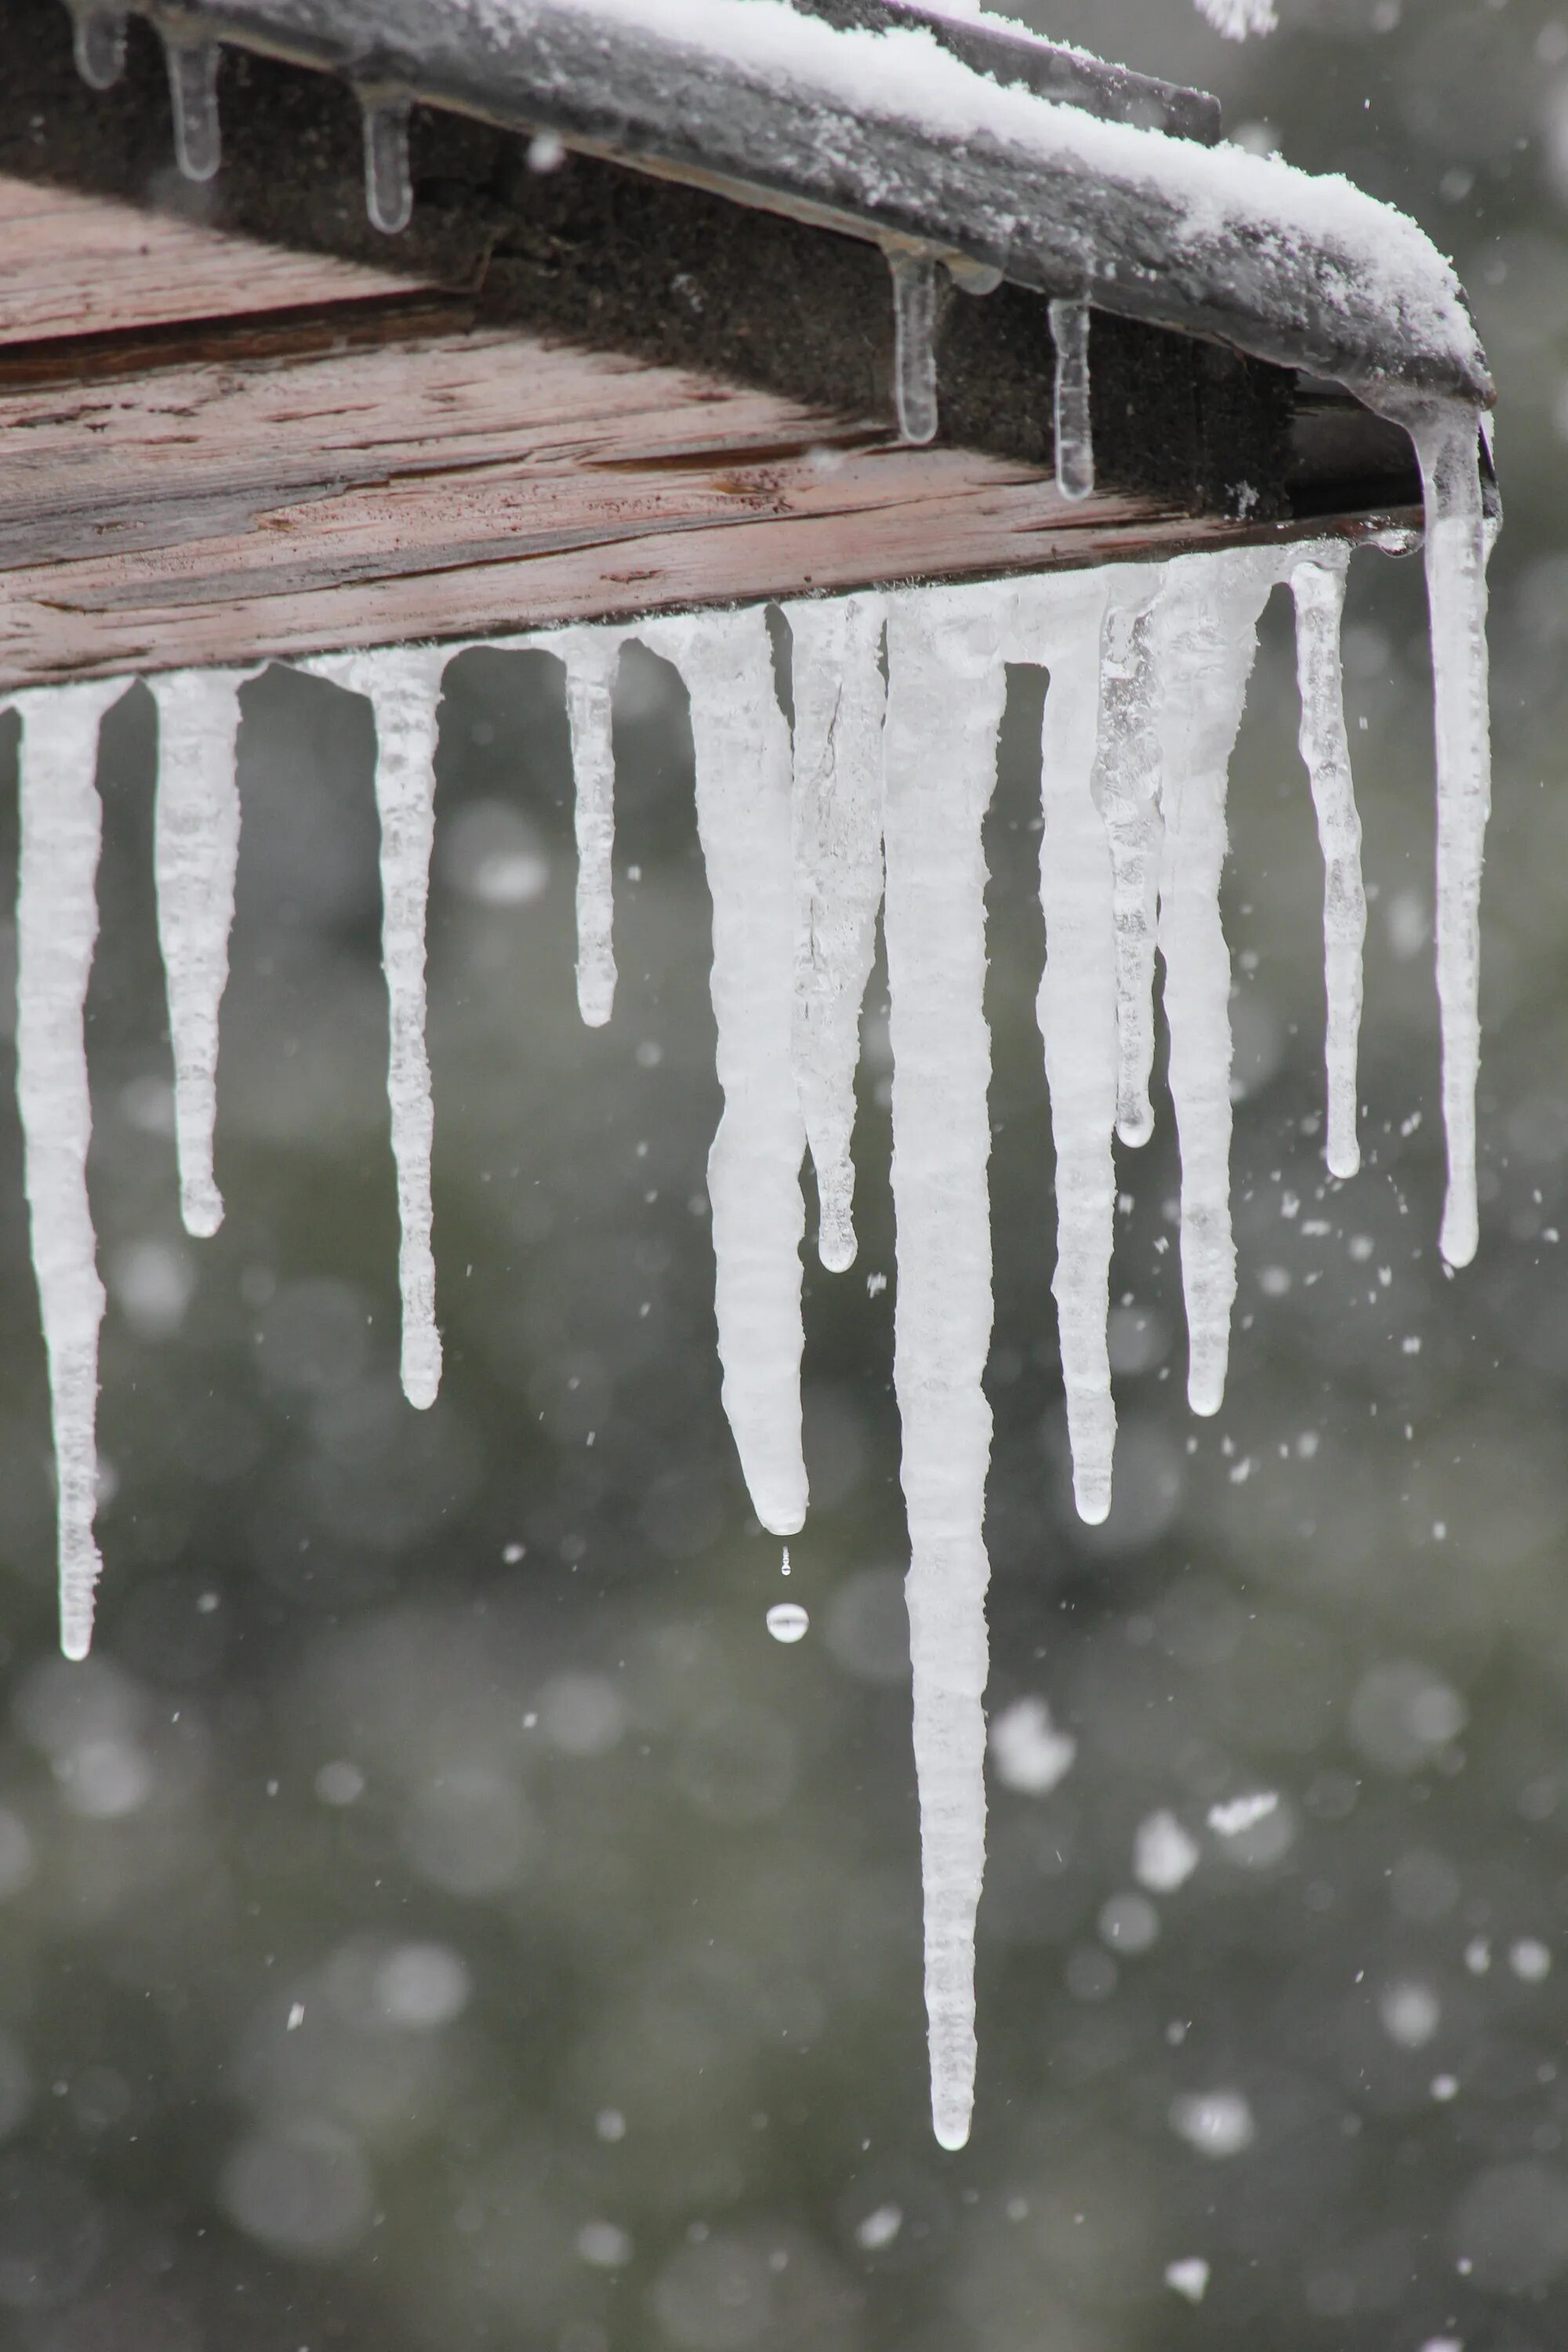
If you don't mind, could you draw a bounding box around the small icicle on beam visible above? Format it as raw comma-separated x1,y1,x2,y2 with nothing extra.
1403,401,1494,1269
70,5,126,89
313,649,447,1410
887,251,940,447
883,587,1008,2152
1152,550,1276,1417
361,94,414,234
1290,550,1366,1180
1027,578,1119,1524
164,35,223,183
559,632,623,1029
786,593,887,1272
9,680,126,1660
1048,297,1094,503
1091,574,1163,1147
149,670,245,1239
647,608,808,1536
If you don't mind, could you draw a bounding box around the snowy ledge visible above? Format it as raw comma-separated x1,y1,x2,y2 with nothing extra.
112,0,1489,408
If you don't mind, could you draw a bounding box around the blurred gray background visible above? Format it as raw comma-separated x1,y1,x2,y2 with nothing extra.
2,1,1567,2345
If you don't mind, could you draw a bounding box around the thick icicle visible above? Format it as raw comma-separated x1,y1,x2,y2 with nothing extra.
1290,550,1366,1181
165,37,222,183
1029,579,1118,1523
1090,575,1163,1147
1403,402,1494,1269
1048,297,1094,503
559,633,622,1029
314,649,447,1410
786,593,887,1272
150,670,245,1240
362,94,414,234
10,680,126,1660
883,587,1007,2151
645,608,808,1536
1152,551,1276,1417
887,251,939,447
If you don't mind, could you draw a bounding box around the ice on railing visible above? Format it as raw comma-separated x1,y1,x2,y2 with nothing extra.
0,397,1494,2158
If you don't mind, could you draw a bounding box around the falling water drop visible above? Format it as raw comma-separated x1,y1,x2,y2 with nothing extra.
165,37,222,183
766,1602,810,1644
361,94,414,234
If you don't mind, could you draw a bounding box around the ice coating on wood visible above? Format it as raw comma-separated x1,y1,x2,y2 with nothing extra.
9,681,125,1660
1152,550,1276,1417
559,632,622,1029
646,607,808,1537
1048,298,1094,503
883,587,1007,2152
362,94,415,235
165,37,222,183
1290,551,1366,1181
887,252,939,447
1026,576,1118,1524
149,670,245,1240
1405,403,1494,1269
314,648,447,1410
1090,574,1163,1148
786,593,887,1272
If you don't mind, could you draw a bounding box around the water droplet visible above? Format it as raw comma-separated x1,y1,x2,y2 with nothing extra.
765,1602,809,1645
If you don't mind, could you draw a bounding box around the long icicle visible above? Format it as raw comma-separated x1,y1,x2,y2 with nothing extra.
786,593,887,1272
646,608,808,1536
883,587,1007,2151
1029,579,1118,1523
10,680,126,1659
560,632,622,1029
313,649,447,1410
1290,550,1366,1181
1090,572,1163,1147
1153,551,1277,1417
1405,401,1494,1269
150,670,245,1238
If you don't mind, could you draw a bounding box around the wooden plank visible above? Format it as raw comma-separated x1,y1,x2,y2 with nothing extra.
0,174,424,346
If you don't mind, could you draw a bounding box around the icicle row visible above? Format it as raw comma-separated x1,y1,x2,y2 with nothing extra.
1152,551,1276,1417
560,633,622,1029
647,608,808,1537
150,670,245,1240
786,593,887,1272
10,681,126,1660
884,589,1008,2153
1290,551,1366,1180
1026,579,1119,1524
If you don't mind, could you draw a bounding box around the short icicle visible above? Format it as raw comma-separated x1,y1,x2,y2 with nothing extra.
313,649,447,1410
1027,579,1118,1523
1290,549,1366,1181
10,680,127,1660
786,593,887,1272
71,5,127,89
883,586,1008,2151
1152,550,1278,1417
1048,297,1094,502
150,670,245,1239
645,608,808,1536
165,36,222,183
1403,401,1494,1269
559,632,622,1029
1090,572,1163,1146
361,94,414,234
887,250,940,446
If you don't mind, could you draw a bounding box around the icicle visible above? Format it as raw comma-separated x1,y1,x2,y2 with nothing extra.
559,632,622,1029
165,37,221,183
361,94,414,235
1290,550,1366,1181
70,5,126,89
786,593,887,1272
1152,551,1276,1417
9,680,126,1660
644,608,808,1536
312,649,447,1410
883,587,1007,2151
1090,575,1163,1147
1403,402,1494,1269
887,251,939,447
1030,579,1118,1523
1048,297,1094,503
149,670,245,1240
